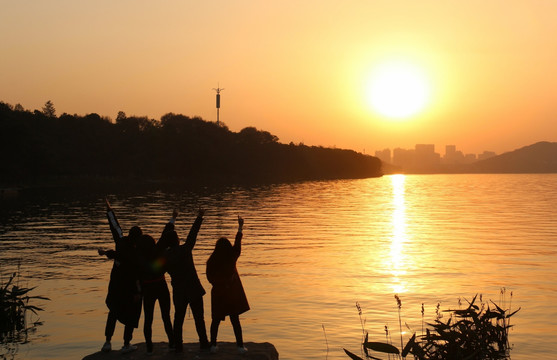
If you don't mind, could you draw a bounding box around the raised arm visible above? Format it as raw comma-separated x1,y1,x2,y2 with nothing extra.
162,209,178,236
232,215,244,255
182,208,205,250
106,198,123,243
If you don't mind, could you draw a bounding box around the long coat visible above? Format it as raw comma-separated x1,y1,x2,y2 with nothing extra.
206,231,250,321
104,209,142,328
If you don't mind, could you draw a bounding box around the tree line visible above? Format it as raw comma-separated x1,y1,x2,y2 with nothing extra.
0,101,382,187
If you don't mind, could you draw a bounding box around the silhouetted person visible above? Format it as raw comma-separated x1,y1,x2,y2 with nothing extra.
206,215,250,354
159,209,209,352
98,200,142,354
135,233,174,354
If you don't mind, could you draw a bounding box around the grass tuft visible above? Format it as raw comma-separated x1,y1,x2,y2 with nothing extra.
1,266,49,359
345,290,519,360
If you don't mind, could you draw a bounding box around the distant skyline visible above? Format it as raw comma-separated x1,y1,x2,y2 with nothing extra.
2,1,556,155
374,143,498,157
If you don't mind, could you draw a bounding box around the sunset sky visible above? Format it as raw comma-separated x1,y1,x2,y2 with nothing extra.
1,1,556,155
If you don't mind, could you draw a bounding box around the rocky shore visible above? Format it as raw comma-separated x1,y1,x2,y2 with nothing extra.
82,342,278,360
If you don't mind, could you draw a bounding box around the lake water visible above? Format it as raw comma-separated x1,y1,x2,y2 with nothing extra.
1,174,556,360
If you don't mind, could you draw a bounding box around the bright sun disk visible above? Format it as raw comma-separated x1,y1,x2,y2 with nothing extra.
366,61,431,120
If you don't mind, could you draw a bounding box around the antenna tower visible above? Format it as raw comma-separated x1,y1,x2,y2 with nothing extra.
212,85,224,125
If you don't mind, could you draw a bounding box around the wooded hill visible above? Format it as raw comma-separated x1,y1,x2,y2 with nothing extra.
0,101,382,187
469,141,557,173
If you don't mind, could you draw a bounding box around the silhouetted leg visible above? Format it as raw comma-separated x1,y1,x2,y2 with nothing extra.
143,290,156,351
173,290,187,352
190,296,209,348
158,284,174,346
105,311,117,342
210,319,221,346
123,325,134,346
230,314,244,347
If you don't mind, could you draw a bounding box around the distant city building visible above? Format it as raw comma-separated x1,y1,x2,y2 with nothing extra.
443,144,465,164
374,148,392,164
444,144,454,159
392,147,415,169
375,144,497,172
414,144,440,169
478,151,496,161
415,144,435,154
464,153,477,163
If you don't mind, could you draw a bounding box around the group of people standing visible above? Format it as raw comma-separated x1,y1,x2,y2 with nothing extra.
98,199,249,355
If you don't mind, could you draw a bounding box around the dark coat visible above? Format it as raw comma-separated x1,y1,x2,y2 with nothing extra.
206,231,250,320
165,215,206,301
104,209,142,328
136,234,166,283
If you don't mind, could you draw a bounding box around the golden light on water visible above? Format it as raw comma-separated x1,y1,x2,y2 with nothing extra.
389,174,408,293
2,175,557,359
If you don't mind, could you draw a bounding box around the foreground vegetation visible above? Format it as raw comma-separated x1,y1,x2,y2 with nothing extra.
0,101,382,187
1,269,48,360
345,290,519,360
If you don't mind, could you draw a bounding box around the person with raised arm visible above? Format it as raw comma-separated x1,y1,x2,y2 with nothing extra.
158,208,210,353
97,199,142,354
134,230,174,355
206,215,250,354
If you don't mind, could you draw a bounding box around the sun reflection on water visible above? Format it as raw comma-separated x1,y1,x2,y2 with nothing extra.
390,174,408,293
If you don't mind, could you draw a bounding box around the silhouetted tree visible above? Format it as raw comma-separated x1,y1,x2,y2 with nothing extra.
0,101,12,114
42,100,56,118
116,115,157,132
116,111,126,123
160,112,191,132
0,99,382,186
0,102,13,112
238,127,279,145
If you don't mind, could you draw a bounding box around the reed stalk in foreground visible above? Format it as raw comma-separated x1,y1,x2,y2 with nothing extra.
1,268,49,359
394,294,403,353
322,324,329,359
344,290,519,360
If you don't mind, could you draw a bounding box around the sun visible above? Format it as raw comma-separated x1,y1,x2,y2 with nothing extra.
366,61,431,119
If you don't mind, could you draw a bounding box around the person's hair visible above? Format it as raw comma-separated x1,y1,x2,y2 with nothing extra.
159,230,179,249
214,237,232,254
206,237,234,284
128,226,142,239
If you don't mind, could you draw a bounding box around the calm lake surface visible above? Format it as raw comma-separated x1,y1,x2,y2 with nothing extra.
1,174,556,360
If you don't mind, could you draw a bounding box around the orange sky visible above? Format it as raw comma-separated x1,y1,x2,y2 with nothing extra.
1,1,556,155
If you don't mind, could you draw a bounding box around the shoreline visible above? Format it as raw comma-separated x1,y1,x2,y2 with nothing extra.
82,342,279,360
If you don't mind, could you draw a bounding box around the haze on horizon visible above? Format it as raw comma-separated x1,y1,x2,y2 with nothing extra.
1,1,556,155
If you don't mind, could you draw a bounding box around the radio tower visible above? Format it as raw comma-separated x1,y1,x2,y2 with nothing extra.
213,85,224,126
